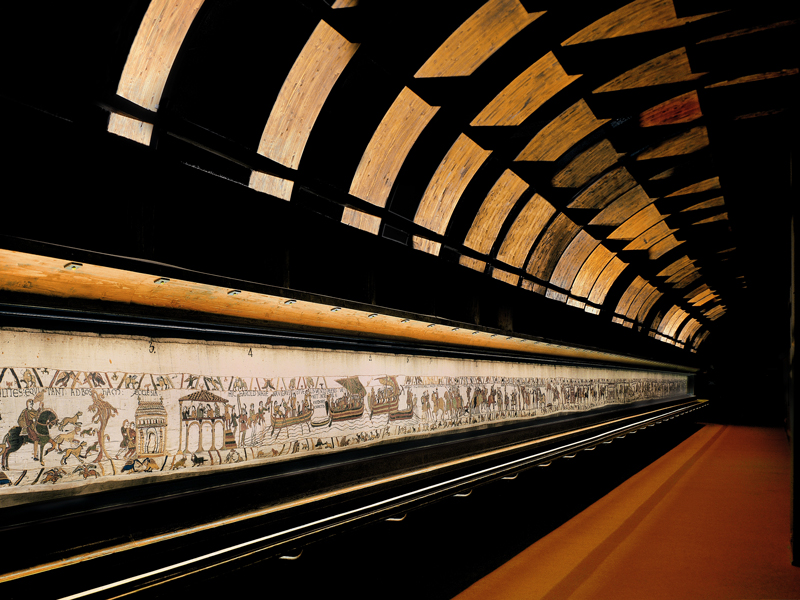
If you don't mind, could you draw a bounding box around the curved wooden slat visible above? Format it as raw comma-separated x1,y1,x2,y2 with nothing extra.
464,170,530,254
515,99,609,162
635,126,709,161
525,214,580,282
639,90,702,127
471,51,580,126
571,245,615,298
459,255,487,272
623,221,676,251
492,269,520,286
615,276,648,317
666,263,699,284
678,318,703,343
563,0,720,46
681,197,725,212
551,139,621,188
662,307,690,338
625,282,657,320
107,113,154,146
567,167,636,210
331,0,359,7
693,213,728,225
496,193,556,268
416,0,544,78
650,167,676,181
648,235,684,260
705,305,726,320
593,48,703,94
257,20,360,169
414,134,492,235
658,256,694,278
115,0,205,111
636,288,663,323
666,176,720,197
412,236,441,256
691,292,716,307
705,68,798,88
341,207,381,235
608,205,666,241
693,330,711,347
249,170,294,201
589,185,653,227
588,256,628,306
698,19,796,43
673,271,703,289
548,230,601,292
350,87,440,207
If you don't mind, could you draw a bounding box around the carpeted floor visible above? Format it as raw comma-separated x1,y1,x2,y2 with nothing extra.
455,424,800,600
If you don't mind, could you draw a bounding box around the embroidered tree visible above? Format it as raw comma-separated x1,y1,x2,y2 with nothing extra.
88,389,118,462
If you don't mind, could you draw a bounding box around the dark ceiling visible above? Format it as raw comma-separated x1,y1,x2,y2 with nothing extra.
1,0,796,383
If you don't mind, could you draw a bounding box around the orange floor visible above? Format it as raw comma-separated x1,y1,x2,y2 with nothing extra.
456,424,800,600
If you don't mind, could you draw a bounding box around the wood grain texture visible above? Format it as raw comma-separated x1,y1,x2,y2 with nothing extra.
705,305,726,320
107,113,153,146
116,0,205,111
492,268,520,286
258,20,360,169
548,230,601,292
639,90,702,127
350,87,439,206
567,167,636,210
678,318,702,343
551,139,621,188
661,306,690,338
471,51,580,126
331,0,359,7
665,263,699,284
608,205,666,241
248,170,294,201
412,236,442,256
571,245,616,298
459,255,487,272
525,214,580,281
681,196,725,211
635,126,709,161
690,292,716,307
563,0,719,46
623,221,676,251
705,68,798,88
636,288,663,323
566,298,587,310
693,212,728,225
693,330,711,347
496,193,556,268
589,185,653,227
648,235,683,259
615,276,648,316
594,48,703,94
626,283,657,320
463,170,529,254
698,19,797,43
667,177,720,197
515,99,609,162
657,255,694,278
673,270,702,288
587,256,628,305
414,134,492,235
650,167,676,181
416,0,544,78
341,207,381,235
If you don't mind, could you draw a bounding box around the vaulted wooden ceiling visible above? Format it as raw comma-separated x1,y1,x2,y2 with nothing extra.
2,0,796,362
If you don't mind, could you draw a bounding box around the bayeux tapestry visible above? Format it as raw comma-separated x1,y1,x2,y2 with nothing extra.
0,329,687,504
